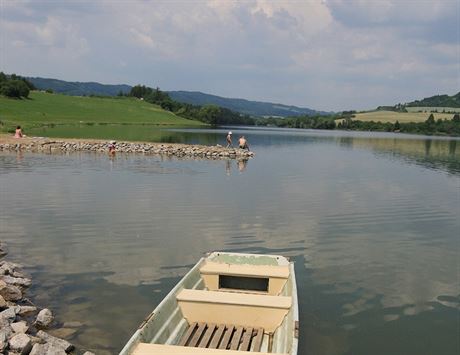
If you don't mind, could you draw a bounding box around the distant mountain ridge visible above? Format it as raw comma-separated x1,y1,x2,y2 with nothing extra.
27,77,326,117
167,91,328,117
27,77,131,97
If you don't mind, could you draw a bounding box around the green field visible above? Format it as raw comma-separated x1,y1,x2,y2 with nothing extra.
353,110,455,123
0,91,204,132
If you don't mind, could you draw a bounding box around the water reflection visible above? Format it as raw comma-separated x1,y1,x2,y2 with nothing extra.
0,129,459,355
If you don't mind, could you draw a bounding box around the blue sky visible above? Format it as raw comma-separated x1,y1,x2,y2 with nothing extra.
1,0,458,111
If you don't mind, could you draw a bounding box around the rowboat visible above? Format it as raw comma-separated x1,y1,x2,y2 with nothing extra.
120,251,298,354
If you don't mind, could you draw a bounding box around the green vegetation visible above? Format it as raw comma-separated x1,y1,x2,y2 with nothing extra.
26,76,325,117
337,113,460,136
0,91,204,133
127,85,255,125
377,92,460,113
168,90,325,117
405,106,460,113
0,72,35,99
28,77,131,96
256,111,460,136
405,92,460,108
256,115,336,129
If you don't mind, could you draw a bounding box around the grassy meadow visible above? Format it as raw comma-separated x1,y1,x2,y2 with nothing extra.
0,91,204,133
353,110,455,123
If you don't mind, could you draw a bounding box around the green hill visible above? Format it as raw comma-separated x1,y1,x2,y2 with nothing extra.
0,91,203,132
405,92,460,108
28,77,131,96
168,90,330,117
26,76,328,117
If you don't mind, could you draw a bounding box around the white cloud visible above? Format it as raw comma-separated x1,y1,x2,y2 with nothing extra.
1,0,458,111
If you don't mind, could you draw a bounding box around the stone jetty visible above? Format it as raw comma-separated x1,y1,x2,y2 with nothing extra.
0,137,254,160
0,241,94,355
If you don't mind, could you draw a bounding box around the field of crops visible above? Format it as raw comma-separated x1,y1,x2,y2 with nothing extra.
354,110,455,123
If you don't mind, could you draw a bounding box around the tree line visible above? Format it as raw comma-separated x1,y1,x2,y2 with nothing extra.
256,112,460,136
0,72,35,99
256,115,336,129
338,113,460,136
126,85,255,125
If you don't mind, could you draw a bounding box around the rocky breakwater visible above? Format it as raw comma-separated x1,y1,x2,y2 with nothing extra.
0,138,255,160
0,242,94,355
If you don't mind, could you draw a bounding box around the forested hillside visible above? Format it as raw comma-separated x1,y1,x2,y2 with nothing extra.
27,77,131,96
168,91,327,117
405,92,460,108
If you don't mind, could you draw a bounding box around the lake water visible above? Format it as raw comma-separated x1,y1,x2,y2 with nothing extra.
1,127,459,355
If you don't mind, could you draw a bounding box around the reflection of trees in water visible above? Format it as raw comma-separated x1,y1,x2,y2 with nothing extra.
341,137,460,175
424,139,432,156
448,140,457,155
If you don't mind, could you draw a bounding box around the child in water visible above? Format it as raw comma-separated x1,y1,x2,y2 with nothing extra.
108,141,116,155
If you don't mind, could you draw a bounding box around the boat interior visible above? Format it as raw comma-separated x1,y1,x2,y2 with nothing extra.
123,252,298,354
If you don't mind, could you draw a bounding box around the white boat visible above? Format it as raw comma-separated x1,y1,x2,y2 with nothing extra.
120,251,298,354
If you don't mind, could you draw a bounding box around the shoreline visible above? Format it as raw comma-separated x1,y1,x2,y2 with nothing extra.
0,135,254,160
0,242,94,355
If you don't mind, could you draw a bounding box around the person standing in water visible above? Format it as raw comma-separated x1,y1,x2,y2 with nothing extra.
108,141,116,156
226,131,233,148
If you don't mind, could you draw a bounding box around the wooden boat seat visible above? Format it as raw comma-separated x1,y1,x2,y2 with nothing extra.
179,322,265,351
176,289,291,333
131,343,284,354
200,262,290,279
200,262,289,295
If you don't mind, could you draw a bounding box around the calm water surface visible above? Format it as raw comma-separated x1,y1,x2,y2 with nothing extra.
1,128,459,355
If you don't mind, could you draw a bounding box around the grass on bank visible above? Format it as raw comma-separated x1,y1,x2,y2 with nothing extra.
353,110,454,123
0,91,204,132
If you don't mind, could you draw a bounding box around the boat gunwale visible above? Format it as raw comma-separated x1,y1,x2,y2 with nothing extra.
120,252,299,355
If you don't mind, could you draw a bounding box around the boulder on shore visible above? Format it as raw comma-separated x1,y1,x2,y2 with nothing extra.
9,333,32,354
30,343,67,355
36,330,74,352
35,308,54,328
0,283,23,301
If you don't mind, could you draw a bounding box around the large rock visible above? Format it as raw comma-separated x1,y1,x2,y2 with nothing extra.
11,321,29,334
35,308,53,327
0,326,13,352
0,315,10,328
30,343,67,355
36,331,74,352
0,261,21,275
0,306,18,320
17,306,37,316
0,294,6,308
0,284,22,301
9,333,32,354
1,275,31,287
82,352,95,355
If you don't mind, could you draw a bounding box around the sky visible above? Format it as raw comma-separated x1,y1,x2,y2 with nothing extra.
1,0,459,111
